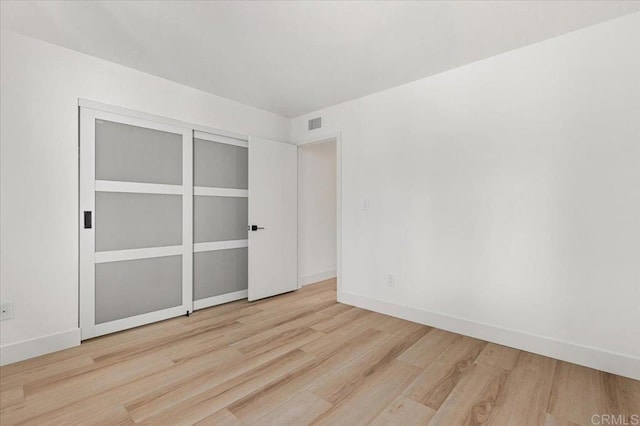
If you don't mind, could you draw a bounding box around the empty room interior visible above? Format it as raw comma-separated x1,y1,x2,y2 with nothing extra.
1,1,639,425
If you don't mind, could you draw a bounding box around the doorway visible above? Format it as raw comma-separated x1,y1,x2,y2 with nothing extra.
297,137,340,290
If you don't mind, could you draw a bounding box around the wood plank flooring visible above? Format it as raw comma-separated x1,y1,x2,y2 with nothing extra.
1,279,638,425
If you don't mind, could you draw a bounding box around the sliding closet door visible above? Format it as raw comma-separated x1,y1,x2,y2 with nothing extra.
192,131,249,310
80,108,192,340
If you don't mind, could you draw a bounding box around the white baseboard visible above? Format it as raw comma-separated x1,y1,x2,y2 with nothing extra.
299,269,337,287
338,290,640,381
0,328,81,366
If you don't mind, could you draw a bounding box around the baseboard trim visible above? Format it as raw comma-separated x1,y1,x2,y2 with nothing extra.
338,290,640,380
0,328,81,366
299,269,337,287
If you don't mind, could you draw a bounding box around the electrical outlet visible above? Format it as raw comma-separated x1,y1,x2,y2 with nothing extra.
362,199,370,211
0,302,13,321
386,274,395,288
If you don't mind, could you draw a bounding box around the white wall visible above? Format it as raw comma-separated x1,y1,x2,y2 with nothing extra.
291,13,640,379
298,141,337,286
0,30,290,364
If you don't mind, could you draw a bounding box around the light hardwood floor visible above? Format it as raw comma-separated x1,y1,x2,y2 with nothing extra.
1,279,638,425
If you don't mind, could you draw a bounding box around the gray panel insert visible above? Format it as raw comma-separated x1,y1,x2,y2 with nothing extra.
194,248,248,300
95,255,182,324
96,192,182,251
193,196,248,243
194,138,248,189
96,119,182,185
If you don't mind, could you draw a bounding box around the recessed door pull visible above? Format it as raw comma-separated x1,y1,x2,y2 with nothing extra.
84,211,92,229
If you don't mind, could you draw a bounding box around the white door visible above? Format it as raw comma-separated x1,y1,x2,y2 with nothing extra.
248,136,298,301
79,107,193,340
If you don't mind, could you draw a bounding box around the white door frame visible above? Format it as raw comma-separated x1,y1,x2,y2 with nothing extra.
296,132,342,295
79,105,194,340
78,99,249,142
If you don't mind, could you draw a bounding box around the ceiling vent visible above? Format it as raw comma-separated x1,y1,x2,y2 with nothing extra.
308,117,322,131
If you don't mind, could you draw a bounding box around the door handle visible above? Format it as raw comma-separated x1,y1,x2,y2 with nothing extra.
84,211,92,229
249,225,265,231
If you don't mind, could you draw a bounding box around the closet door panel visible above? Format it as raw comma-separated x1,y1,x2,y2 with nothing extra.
193,196,248,243
194,248,248,300
192,133,249,308
96,192,182,251
95,255,182,324
80,106,192,340
96,119,182,185
194,138,248,189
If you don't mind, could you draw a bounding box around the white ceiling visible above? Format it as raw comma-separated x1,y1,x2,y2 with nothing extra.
2,1,639,117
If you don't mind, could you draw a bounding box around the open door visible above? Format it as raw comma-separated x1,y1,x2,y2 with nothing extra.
248,136,298,301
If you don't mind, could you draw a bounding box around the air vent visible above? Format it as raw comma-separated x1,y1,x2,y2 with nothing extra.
308,117,322,130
